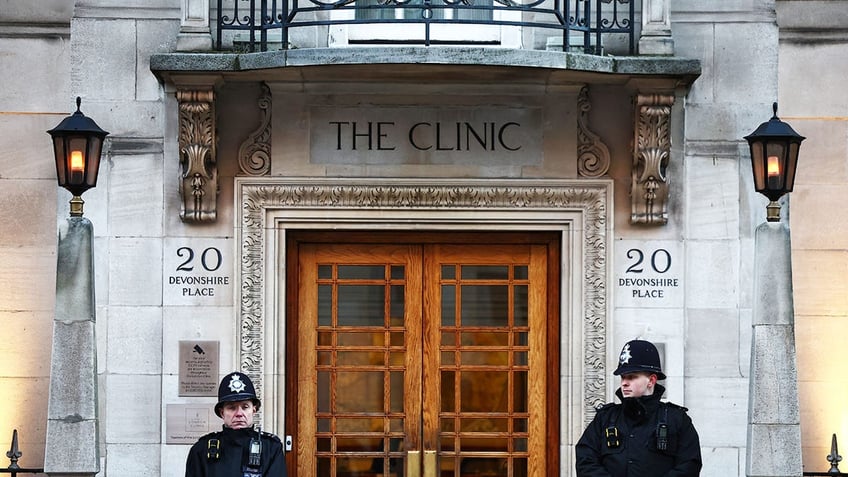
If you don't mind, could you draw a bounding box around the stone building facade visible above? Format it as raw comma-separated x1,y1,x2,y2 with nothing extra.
0,0,845,476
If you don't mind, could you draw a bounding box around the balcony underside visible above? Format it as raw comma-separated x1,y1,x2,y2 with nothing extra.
151,46,699,86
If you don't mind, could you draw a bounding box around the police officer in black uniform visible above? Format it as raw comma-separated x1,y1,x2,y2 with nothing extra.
576,340,702,476
185,372,287,477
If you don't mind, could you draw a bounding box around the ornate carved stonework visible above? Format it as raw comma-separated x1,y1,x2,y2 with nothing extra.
631,93,674,225
238,84,272,176
237,179,611,426
577,86,611,178
177,89,218,222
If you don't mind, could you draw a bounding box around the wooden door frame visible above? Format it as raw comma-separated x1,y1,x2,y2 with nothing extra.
285,231,561,476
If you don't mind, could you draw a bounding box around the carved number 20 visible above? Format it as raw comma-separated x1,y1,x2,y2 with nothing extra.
176,247,223,272
625,248,671,274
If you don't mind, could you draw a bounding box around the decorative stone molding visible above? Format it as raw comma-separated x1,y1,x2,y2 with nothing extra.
236,179,612,427
639,0,674,55
177,89,218,222
631,93,674,225
577,86,611,178
238,84,272,176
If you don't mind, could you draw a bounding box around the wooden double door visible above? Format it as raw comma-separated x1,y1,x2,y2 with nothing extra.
288,234,559,477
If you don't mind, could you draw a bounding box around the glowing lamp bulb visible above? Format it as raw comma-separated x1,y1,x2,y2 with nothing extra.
766,155,780,189
70,150,84,172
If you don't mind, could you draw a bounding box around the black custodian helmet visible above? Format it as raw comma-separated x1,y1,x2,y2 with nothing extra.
613,339,666,380
215,372,261,417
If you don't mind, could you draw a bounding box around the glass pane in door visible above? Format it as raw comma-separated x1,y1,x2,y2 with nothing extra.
434,260,533,477
311,258,414,477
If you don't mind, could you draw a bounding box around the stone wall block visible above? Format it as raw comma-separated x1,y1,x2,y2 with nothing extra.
789,120,848,184
791,185,848,250
70,18,136,102
685,240,739,309
685,308,741,377
0,179,58,246
792,250,848,317
0,115,66,179
0,311,54,376
162,306,236,376
109,153,164,237
0,37,70,111
107,306,163,374
685,377,748,448
104,374,161,443
108,238,163,306
105,443,161,476
671,24,714,105
136,20,179,101
0,246,56,312
713,22,778,104
779,43,848,117
685,155,740,240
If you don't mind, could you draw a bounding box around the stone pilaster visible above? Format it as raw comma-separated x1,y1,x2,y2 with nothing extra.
44,217,99,476
639,0,674,55
747,221,802,477
177,0,213,51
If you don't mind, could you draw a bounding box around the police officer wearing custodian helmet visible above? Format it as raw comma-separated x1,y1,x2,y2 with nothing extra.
185,372,287,477
575,340,702,476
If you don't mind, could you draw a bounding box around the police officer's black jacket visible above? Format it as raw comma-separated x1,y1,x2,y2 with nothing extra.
186,426,287,477
575,385,702,477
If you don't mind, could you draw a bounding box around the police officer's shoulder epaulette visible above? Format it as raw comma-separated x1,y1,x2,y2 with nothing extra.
662,401,689,412
595,402,617,412
261,431,282,443
198,430,221,441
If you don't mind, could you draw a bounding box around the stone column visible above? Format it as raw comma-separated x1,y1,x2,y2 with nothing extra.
746,221,802,477
177,0,213,51
639,0,674,55
43,217,99,476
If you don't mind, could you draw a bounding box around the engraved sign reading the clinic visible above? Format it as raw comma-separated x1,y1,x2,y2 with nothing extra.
310,106,542,166
615,241,683,308
179,340,219,396
165,238,233,306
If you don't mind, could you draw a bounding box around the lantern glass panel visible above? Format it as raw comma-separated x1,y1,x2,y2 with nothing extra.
764,141,787,191
785,142,799,192
52,136,67,185
67,136,89,186
750,141,766,191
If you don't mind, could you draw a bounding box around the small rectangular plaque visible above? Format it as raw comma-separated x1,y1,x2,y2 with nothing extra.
166,404,218,444
179,340,219,396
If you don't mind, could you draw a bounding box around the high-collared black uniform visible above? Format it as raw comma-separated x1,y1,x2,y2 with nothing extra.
575,385,702,477
186,426,287,477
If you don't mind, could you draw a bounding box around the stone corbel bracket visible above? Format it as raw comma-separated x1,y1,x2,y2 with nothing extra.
631,93,674,225
177,88,218,222
238,83,272,176
577,86,611,178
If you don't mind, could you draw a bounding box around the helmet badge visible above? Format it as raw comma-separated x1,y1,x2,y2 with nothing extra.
228,374,247,393
619,344,632,365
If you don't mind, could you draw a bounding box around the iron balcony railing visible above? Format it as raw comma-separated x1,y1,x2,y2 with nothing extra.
216,0,635,54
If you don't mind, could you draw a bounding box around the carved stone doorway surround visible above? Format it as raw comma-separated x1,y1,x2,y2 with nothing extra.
235,177,613,456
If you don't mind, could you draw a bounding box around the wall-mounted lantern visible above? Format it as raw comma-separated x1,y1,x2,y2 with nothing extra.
744,102,805,222
47,97,109,217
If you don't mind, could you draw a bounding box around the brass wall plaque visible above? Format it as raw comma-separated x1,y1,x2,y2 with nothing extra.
179,340,219,396
166,404,218,444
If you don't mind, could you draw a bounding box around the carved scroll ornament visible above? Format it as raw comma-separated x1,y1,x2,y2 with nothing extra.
631,93,674,225
238,84,272,176
577,86,611,178
177,89,218,222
